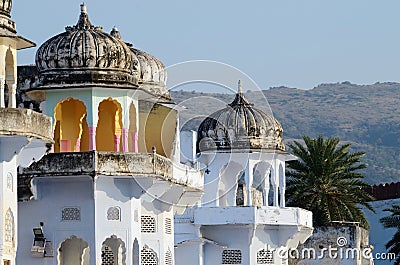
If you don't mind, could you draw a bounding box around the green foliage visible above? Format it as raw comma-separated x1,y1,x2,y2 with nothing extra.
380,205,400,265
286,136,374,229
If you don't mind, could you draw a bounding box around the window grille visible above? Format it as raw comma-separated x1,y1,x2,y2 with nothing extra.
61,207,81,221
107,207,120,221
141,246,158,265
257,249,274,264
165,218,172,234
222,249,242,264
165,249,172,265
141,216,156,233
101,246,115,265
4,209,14,243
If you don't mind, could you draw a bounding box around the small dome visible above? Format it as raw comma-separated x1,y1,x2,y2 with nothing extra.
131,48,169,100
197,81,284,152
0,0,12,17
35,4,136,87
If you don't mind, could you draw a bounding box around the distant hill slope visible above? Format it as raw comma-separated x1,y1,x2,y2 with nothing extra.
171,82,400,184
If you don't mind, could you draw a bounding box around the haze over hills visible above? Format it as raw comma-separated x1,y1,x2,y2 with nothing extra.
172,82,400,184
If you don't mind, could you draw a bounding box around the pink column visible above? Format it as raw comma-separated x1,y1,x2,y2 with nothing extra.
131,132,138,153
122,128,129,152
89,127,96,151
114,135,121,152
75,138,81,152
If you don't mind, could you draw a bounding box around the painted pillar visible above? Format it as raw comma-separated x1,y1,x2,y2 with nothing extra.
122,128,129,152
114,135,121,152
131,132,138,153
0,78,5,108
89,127,96,151
9,84,16,108
75,138,81,152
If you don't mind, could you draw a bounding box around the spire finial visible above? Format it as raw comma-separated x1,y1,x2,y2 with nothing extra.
81,3,87,14
238,80,243,94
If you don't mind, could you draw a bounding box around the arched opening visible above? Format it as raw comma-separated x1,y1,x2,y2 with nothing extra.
132,238,139,265
57,236,90,265
141,245,158,265
138,102,177,158
54,98,89,152
5,48,15,107
253,161,273,207
128,102,138,152
101,235,126,265
96,98,123,152
217,162,243,207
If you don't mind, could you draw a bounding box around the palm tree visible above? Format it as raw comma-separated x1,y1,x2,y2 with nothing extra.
380,205,400,265
286,136,374,229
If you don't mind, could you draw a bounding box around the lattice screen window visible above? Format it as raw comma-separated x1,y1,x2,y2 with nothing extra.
141,246,158,265
257,249,274,264
165,249,172,265
4,209,14,243
165,218,172,234
107,207,121,221
61,207,81,221
101,246,115,265
222,249,242,264
141,216,156,233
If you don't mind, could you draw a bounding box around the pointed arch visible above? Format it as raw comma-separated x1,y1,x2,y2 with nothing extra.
57,235,90,265
101,235,126,265
141,245,158,265
218,161,244,207
4,208,14,246
96,98,123,152
54,98,88,152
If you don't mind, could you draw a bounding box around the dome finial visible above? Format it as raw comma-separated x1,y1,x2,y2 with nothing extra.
238,80,243,94
81,3,87,14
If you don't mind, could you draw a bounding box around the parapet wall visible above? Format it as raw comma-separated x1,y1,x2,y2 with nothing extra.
364,182,400,201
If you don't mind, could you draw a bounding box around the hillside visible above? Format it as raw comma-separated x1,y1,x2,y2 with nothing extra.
171,82,400,184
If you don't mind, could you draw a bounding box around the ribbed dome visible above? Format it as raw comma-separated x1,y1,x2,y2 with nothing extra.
0,0,11,17
35,4,136,87
131,47,169,100
197,81,284,152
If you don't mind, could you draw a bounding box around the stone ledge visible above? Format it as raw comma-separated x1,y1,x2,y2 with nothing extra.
19,151,203,191
0,108,52,142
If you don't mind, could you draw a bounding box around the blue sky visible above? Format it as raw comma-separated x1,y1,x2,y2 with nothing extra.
12,0,400,90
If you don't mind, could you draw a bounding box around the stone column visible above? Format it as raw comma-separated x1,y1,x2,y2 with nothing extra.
8,84,16,108
262,169,270,207
245,164,253,206
0,78,5,108
131,132,138,153
114,135,121,152
89,127,96,151
122,128,129,152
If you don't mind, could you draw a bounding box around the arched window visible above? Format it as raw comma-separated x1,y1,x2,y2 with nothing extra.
107,207,121,221
54,98,89,152
165,249,172,265
141,245,158,265
96,98,123,152
101,235,126,265
4,208,14,244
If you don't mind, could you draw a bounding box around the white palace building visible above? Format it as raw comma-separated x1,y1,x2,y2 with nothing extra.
0,2,313,265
